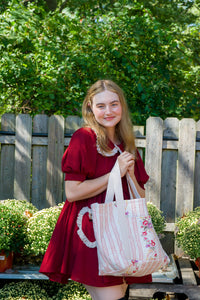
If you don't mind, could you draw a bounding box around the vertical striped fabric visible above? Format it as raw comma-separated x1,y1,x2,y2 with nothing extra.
91,198,170,276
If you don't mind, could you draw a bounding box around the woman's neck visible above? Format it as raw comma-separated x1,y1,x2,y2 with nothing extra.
106,128,119,145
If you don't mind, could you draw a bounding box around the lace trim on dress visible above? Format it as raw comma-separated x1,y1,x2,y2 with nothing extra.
96,141,120,157
91,128,121,157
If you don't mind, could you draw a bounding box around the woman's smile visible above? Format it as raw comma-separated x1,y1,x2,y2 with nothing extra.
104,116,115,121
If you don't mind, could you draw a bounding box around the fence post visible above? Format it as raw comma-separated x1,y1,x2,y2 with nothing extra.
46,115,65,206
14,114,32,201
145,117,163,208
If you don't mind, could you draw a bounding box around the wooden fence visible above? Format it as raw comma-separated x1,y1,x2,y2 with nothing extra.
0,113,200,253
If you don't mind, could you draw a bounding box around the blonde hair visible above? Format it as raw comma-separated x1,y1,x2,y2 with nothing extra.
82,80,136,155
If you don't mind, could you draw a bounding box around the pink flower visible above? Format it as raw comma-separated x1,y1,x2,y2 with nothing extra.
142,231,147,236
151,240,155,246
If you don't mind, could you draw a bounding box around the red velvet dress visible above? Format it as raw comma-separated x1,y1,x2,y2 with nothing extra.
39,127,152,286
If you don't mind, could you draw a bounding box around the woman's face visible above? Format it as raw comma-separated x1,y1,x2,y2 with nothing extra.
91,90,122,131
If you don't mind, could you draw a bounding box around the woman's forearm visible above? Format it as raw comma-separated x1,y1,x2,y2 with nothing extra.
65,173,110,202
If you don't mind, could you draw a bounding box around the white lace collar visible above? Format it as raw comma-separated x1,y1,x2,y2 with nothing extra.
96,141,121,157
90,127,122,157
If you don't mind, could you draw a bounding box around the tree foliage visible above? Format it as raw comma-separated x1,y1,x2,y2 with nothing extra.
0,0,199,124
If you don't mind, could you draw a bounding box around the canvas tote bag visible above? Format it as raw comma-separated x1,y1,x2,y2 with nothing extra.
77,160,170,277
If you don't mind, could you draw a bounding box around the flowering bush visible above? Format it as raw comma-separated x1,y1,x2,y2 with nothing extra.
0,203,27,255
0,281,49,300
24,203,64,256
175,207,200,259
1,199,38,217
0,280,91,300
0,280,164,299
52,281,91,300
147,202,166,236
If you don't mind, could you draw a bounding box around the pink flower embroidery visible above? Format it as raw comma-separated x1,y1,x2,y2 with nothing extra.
140,217,157,258
131,259,138,265
143,220,148,226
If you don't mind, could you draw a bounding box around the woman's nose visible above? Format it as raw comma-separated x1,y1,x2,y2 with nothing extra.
105,105,112,114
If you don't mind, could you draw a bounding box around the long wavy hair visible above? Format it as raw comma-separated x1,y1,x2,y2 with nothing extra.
82,80,136,155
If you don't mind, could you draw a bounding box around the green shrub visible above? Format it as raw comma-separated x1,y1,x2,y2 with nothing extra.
0,203,27,255
24,203,64,256
175,207,200,259
53,281,91,300
0,280,92,300
1,199,38,217
0,281,50,299
147,202,166,236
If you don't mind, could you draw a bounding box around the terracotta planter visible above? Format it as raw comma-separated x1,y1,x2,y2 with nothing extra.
195,257,200,278
0,250,13,272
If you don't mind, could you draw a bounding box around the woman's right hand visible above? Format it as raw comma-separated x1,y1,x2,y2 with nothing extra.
117,151,135,177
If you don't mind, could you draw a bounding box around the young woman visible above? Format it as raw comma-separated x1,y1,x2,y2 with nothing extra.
40,80,152,300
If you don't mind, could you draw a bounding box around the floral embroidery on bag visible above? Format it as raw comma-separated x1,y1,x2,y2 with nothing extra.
121,259,140,275
140,217,158,259
131,259,139,273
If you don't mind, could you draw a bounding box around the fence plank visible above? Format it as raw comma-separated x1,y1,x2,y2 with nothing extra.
14,114,32,201
160,118,179,254
65,115,83,134
194,120,200,208
176,119,196,218
145,117,163,208
32,115,49,209
161,118,179,222
46,115,65,206
133,125,144,159
0,114,16,200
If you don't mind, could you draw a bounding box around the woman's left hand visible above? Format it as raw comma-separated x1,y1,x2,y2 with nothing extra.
117,151,135,177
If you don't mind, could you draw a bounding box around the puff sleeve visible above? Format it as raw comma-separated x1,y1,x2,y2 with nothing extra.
61,128,97,182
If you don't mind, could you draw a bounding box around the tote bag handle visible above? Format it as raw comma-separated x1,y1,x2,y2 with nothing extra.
105,160,141,204
105,144,141,201
105,160,139,260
